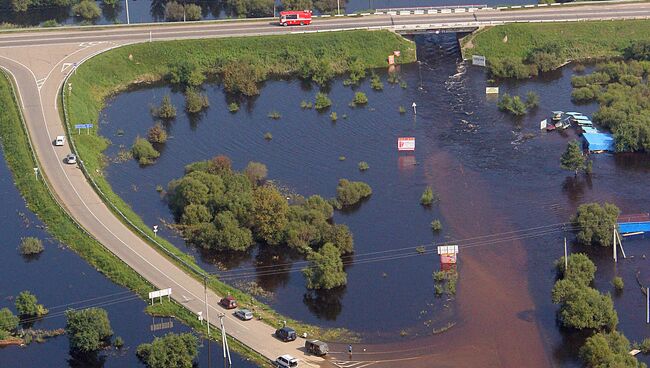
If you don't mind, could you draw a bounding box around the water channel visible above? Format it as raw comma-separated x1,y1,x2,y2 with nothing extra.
96,33,650,366
0,0,530,27
0,100,255,366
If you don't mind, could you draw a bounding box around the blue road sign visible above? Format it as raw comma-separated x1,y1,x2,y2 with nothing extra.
75,124,94,129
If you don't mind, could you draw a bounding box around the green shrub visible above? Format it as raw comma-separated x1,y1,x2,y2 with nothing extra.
19,237,44,255
153,95,177,119
352,92,368,105
330,111,337,121
560,140,586,175
131,137,160,165
573,203,620,247
137,333,198,368
114,336,124,349
420,186,438,206
338,156,346,161
497,93,528,116
303,243,347,289
398,106,406,114
571,86,598,102
264,132,273,140
336,179,372,206
185,87,209,113
580,331,639,367
431,220,442,232
267,111,281,119
147,122,168,144
300,100,313,109
525,91,539,108
640,337,650,354
184,3,202,20
244,161,268,184
612,276,624,291
41,19,60,27
164,1,185,21
370,74,383,90
228,102,239,113
66,308,113,353
314,92,332,110
0,308,19,334
15,291,48,317
169,61,206,87
358,161,369,171
220,61,260,96
72,0,101,20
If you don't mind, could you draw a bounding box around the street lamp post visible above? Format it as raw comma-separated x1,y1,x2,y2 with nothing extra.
337,0,340,15
125,0,130,24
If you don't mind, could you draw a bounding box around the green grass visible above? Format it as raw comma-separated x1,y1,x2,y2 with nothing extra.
63,31,407,343
463,20,650,62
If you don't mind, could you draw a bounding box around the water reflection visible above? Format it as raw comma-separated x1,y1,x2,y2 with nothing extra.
303,287,346,321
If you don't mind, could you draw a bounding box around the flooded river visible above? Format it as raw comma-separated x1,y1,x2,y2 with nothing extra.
93,33,650,366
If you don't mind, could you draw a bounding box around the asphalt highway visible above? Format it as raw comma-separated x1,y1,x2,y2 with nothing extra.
0,2,649,367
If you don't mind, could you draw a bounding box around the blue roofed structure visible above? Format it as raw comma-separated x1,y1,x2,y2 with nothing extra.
583,132,615,152
619,222,650,234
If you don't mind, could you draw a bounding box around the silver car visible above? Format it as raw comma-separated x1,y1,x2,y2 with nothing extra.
65,153,77,164
234,309,253,321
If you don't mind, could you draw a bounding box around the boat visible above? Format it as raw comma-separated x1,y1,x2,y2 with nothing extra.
558,118,571,130
551,111,564,121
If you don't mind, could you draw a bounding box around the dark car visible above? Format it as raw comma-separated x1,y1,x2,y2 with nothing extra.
219,296,237,309
304,339,328,356
275,326,297,342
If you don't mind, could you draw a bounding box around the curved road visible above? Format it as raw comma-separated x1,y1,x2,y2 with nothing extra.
1,3,650,367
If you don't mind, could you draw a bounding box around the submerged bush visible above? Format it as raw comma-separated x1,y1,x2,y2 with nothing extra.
72,0,101,20
185,87,209,113
352,92,368,105
314,92,332,110
153,95,177,119
131,137,160,165
147,122,168,144
420,186,439,206
336,179,372,206
19,237,44,255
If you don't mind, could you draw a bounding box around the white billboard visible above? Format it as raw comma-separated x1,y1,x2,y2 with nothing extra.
472,55,486,67
149,288,172,300
398,137,415,151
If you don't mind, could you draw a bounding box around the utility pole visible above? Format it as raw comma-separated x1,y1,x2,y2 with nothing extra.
204,275,210,337
564,236,569,277
125,0,130,24
337,0,340,15
613,226,618,263
219,313,232,367
647,287,649,324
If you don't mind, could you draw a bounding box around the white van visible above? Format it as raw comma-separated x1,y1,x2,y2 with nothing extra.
275,355,298,368
54,135,65,146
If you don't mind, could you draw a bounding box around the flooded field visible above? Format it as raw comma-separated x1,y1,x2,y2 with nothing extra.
97,33,650,366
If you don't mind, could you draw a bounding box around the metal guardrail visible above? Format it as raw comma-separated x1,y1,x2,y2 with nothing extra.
60,51,208,281
376,4,487,12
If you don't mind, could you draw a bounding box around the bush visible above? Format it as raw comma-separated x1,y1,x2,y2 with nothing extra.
612,276,624,291
420,186,438,206
267,111,281,119
555,253,596,286
336,179,372,206
431,220,442,232
399,106,406,114
488,57,533,79
72,0,101,20
228,102,239,112
147,122,168,144
41,19,60,27
571,86,598,102
527,50,562,73
580,331,640,367
314,92,332,110
185,87,209,113
244,161,267,184
180,204,212,225
66,308,113,352
114,336,124,349
358,161,369,171
15,291,49,317
164,1,185,21
330,111,337,122
137,333,199,368
169,60,205,87
153,95,177,119
131,137,160,165
525,91,539,108
19,237,44,255
497,93,528,116
573,202,620,247
640,338,650,354
184,3,202,20
0,308,18,335
352,92,368,105
300,100,313,109
213,211,254,251
370,74,383,90
220,62,260,96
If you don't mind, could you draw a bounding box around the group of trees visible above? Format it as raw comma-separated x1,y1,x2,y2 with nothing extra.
167,155,355,289
137,333,199,368
487,45,564,79
573,202,620,247
569,55,650,152
497,91,539,116
0,291,48,340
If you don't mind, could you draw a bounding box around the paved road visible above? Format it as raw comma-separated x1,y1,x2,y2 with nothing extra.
1,2,649,367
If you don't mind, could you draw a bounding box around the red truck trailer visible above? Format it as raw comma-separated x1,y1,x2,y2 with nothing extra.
279,10,312,26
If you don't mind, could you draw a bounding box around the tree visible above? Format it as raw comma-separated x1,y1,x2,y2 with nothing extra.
420,186,438,206
573,202,620,247
154,95,177,119
497,93,528,115
556,285,618,330
11,0,31,12
580,331,643,368
164,1,186,21
136,332,199,368
336,179,372,206
65,308,113,352
19,237,44,255
314,92,331,110
210,155,232,175
281,0,312,10
323,223,354,254
180,204,212,225
72,0,101,20
525,91,539,108
213,211,254,251
169,61,205,86
15,291,48,317
185,87,209,113
561,140,586,176
555,253,596,286
251,185,288,245
243,161,267,185
131,137,160,165
184,3,202,20
313,0,338,13
0,308,19,335
303,243,347,289
147,122,168,144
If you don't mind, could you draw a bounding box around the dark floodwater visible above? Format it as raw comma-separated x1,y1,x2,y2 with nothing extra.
99,33,650,365
1,0,531,26
0,128,255,366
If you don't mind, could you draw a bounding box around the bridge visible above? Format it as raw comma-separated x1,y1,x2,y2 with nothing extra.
1,2,649,367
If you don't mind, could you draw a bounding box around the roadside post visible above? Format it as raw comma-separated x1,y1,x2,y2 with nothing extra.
412,102,417,115
33,167,38,180
153,225,158,237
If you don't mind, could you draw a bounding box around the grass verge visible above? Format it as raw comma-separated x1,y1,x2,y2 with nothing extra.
64,31,412,342
0,70,271,364
462,20,650,63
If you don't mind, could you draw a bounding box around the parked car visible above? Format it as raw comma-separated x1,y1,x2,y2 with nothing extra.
304,339,329,356
275,354,298,368
219,296,237,309
234,309,253,321
54,135,65,146
275,326,297,342
65,153,77,164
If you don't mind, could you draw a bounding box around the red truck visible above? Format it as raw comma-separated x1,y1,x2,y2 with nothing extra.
279,10,312,26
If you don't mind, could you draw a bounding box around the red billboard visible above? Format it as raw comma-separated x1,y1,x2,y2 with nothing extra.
397,137,415,151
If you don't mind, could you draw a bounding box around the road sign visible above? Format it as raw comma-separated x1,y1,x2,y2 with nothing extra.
437,245,459,264
75,124,93,134
148,288,172,305
412,102,417,114
485,87,499,94
398,137,415,151
472,55,486,67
